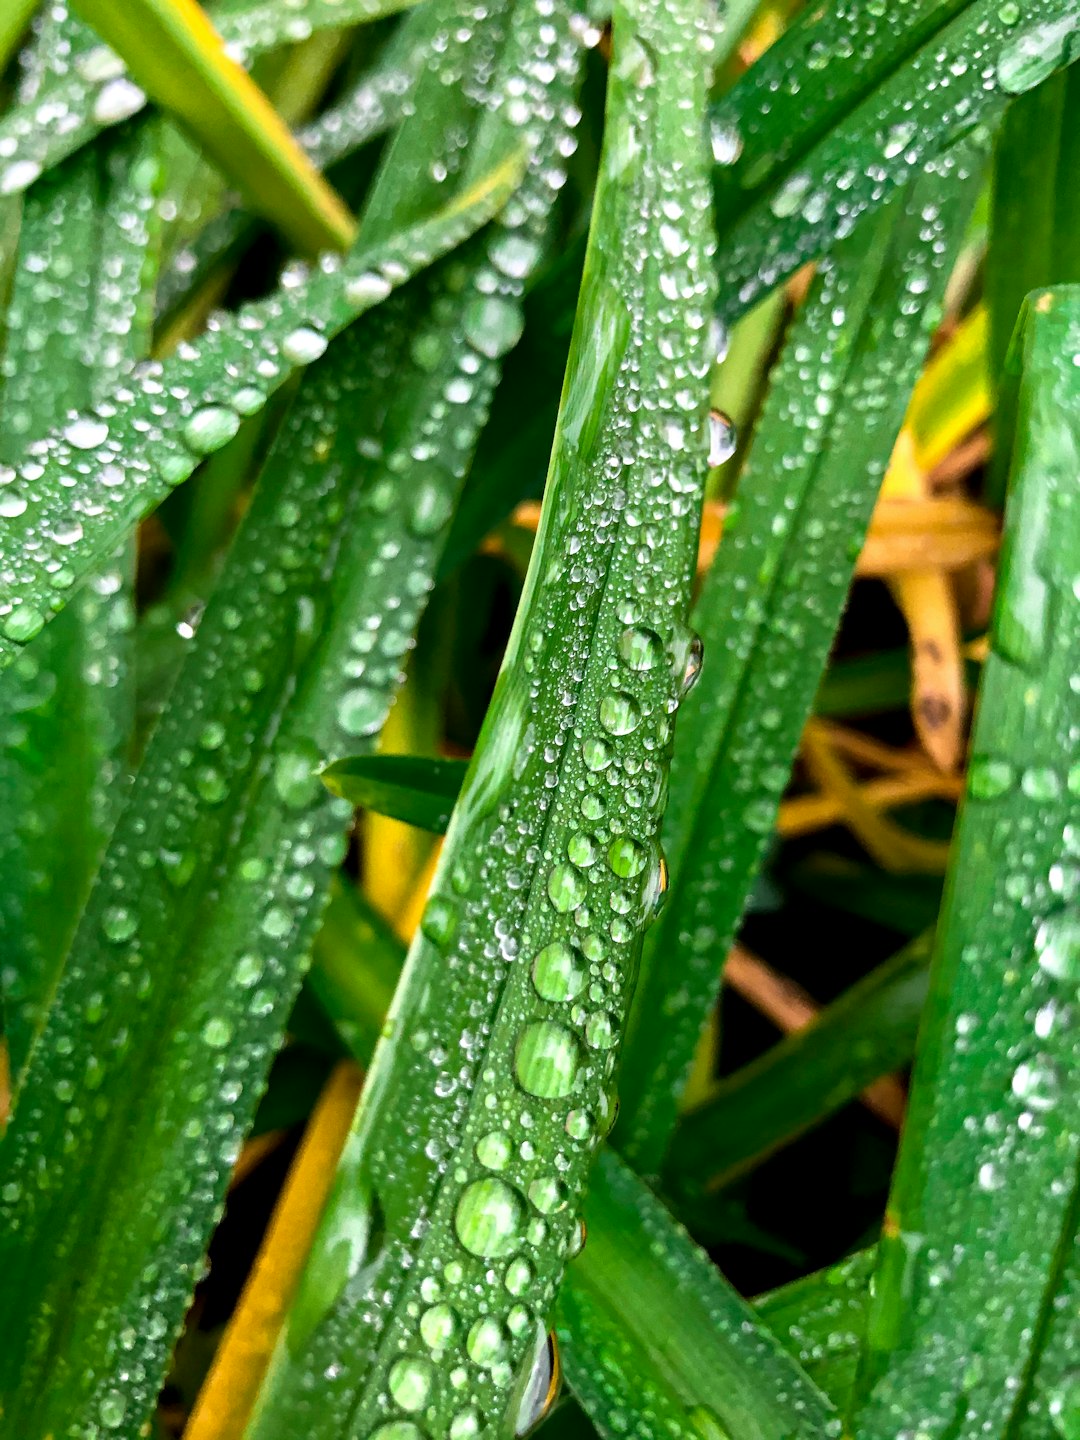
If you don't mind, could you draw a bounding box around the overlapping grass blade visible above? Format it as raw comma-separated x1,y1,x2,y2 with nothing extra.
846,285,1080,1440
666,932,933,1192
0,154,517,673
616,144,987,1170
322,753,467,832
713,0,1080,318
69,0,355,254
0,1,579,1431
0,0,417,201
243,3,717,1434
754,1250,875,1410
557,1150,837,1440
985,65,1080,501
0,13,162,1090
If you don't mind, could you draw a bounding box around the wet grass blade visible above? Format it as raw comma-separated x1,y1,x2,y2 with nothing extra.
0,0,418,201
558,1149,837,1440
754,1250,875,1411
713,0,1080,319
666,932,933,1193
0,155,518,673
846,286,1080,1440
69,0,354,255
244,3,718,1434
0,14,163,1090
322,754,468,832
617,145,987,1170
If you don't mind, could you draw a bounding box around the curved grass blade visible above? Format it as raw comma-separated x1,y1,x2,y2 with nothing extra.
666,932,932,1193
69,0,355,255
0,0,419,201
0,156,518,673
244,3,718,1435
322,753,468,832
713,0,1080,319
754,1250,875,1411
846,286,1080,1440
0,40,163,1089
985,64,1080,502
617,144,987,1170
558,1149,837,1440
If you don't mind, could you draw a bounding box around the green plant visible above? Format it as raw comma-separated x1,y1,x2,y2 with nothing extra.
0,2,1077,1439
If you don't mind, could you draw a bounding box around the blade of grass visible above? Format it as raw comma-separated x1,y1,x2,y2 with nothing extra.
244,3,719,1435
985,64,1080,503
846,286,1080,1440
1010,1221,1080,1438
322,753,468,832
754,1250,876,1411
69,0,355,255
0,153,518,673
0,0,37,76
0,18,163,1090
616,143,987,1171
0,0,418,201
665,932,932,1192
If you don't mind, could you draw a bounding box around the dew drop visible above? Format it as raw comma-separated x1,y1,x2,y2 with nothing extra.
93,77,146,124
281,326,328,364
463,295,524,359
344,271,392,306
467,1316,508,1367
337,685,384,738
512,1329,561,1437
531,941,586,1003
618,625,663,671
419,1303,457,1349
202,1016,233,1049
1035,911,1080,980
547,864,586,913
64,417,109,450
608,836,646,879
514,1021,581,1099
476,1130,512,1171
2,604,45,644
388,1356,434,1412
454,1178,525,1258
369,1424,426,1440
1011,1058,1060,1111
598,692,641,736
584,1011,617,1051
98,1391,127,1429
997,14,1077,94
184,405,241,456
968,755,1015,799
708,409,736,466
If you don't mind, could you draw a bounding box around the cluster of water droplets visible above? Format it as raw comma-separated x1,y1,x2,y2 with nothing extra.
705,0,1071,318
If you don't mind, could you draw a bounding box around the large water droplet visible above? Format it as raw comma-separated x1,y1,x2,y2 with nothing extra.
708,410,736,466
598,692,641,736
64,417,109,450
419,1303,456,1349
184,405,241,456
531,942,585,1002
454,1178,525,1258
512,1329,561,1437
618,625,663,672
281,326,328,364
547,864,586,913
467,1316,509,1367
388,1356,434,1412
514,1021,581,1098
1036,911,1080,980
463,295,524,359
997,15,1077,94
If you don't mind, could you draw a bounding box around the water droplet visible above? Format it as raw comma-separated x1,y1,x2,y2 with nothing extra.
531,942,585,1003
463,295,523,359
388,1356,434,1412
598,692,641,736
513,1329,561,1436
1048,1369,1080,1438
708,410,736,466
103,906,136,943
337,685,384,737
567,832,600,868
99,1391,127,1429
514,1021,581,1098
1036,911,1080,980
281,326,328,364
1021,765,1061,801
527,1176,567,1214
1011,1058,1060,1111
997,14,1077,94
968,755,1015,799
454,1178,525,1258
476,1130,512,1171
467,1316,509,1367
582,737,613,772
547,864,586,913
710,119,742,166
420,1303,457,1349
344,271,392,306
184,405,241,456
504,1256,533,1296
64,417,109,450
420,896,458,947
202,1016,233,1049
584,1011,617,1050
2,604,45,644
450,1409,481,1440
370,1424,426,1440
608,836,646,879
93,77,146,125
618,625,663,671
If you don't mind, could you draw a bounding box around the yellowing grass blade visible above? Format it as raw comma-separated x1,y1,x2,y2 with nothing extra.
70,0,355,255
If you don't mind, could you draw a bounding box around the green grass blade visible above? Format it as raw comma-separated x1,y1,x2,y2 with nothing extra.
666,932,933,1192
69,0,355,255
984,65,1080,502
0,0,37,75
754,1250,875,1411
1010,1223,1080,1438
0,156,517,672
322,754,468,832
846,285,1080,1440
558,1149,837,1440
0,15,163,1088
308,882,406,1066
713,0,1080,318
244,2,718,1434
617,144,987,1171
0,0,418,201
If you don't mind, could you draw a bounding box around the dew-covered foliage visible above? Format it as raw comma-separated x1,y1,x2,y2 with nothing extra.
0,2,1078,1440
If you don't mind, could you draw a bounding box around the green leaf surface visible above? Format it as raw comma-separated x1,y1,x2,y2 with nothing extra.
754,1250,875,1411
0,13,163,1090
244,3,718,1435
712,0,1080,319
846,286,1080,1439
558,1149,837,1440
617,143,987,1171
666,932,933,1192
0,154,517,673
985,63,1080,502
0,0,419,201
322,753,468,832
